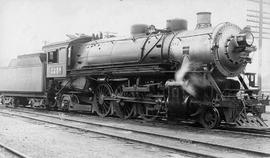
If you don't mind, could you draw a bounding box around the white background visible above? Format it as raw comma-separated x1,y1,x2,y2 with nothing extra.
0,0,269,90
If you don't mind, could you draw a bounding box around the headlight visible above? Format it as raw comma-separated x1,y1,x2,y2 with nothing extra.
245,32,254,46
236,32,254,46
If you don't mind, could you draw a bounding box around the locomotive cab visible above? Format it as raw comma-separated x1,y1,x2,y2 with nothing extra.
43,41,69,78
42,37,95,110
43,36,93,78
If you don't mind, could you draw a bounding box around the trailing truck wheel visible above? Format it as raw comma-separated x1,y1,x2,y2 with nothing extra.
60,95,70,111
95,83,113,117
200,107,221,129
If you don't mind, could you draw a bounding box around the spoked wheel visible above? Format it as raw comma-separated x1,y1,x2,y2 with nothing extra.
137,103,160,121
3,96,15,107
47,98,57,110
95,83,113,117
114,85,136,119
61,94,79,111
0,95,3,105
200,107,221,129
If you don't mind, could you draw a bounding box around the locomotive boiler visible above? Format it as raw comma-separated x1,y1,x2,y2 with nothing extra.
0,12,268,128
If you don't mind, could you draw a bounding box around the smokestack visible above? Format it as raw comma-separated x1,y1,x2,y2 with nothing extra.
196,12,212,29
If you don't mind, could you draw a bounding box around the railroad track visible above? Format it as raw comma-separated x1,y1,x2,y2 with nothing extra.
14,106,270,139
217,126,270,138
0,109,270,158
77,109,270,139
150,118,270,139
149,115,270,139
0,142,31,158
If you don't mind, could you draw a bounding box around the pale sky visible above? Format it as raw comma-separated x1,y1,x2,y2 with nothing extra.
0,0,269,90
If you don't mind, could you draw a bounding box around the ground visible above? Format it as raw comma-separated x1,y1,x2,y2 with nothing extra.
0,104,270,158
262,112,270,126
0,110,187,158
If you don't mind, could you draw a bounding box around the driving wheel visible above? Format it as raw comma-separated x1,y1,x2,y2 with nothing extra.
95,83,113,117
114,85,136,119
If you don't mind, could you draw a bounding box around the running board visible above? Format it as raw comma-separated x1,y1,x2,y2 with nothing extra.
235,112,268,128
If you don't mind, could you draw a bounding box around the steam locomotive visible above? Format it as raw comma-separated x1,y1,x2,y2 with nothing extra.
0,12,268,128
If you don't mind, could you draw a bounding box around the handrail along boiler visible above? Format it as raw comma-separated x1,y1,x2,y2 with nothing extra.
0,12,268,128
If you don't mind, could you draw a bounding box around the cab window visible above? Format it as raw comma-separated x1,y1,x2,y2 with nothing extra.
48,50,58,63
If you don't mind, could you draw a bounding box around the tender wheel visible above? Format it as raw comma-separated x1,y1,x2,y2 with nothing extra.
114,85,136,119
200,107,221,129
3,96,15,107
95,83,113,117
137,104,159,121
0,95,3,105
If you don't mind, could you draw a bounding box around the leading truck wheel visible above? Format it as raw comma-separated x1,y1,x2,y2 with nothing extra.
95,83,113,117
200,107,221,129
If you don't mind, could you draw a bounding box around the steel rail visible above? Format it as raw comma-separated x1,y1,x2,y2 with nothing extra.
0,110,214,158
157,119,270,139
0,142,31,158
218,127,270,137
1,109,270,158
13,108,270,138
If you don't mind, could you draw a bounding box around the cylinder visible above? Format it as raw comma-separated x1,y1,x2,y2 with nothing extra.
130,24,148,35
166,19,187,31
196,12,212,29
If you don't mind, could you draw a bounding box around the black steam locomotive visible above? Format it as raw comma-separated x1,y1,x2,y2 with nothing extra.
0,12,268,128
